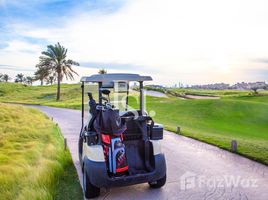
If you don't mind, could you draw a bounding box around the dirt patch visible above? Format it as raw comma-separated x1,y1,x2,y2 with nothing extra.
185,95,220,99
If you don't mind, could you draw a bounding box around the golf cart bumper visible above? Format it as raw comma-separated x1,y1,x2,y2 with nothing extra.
84,154,166,188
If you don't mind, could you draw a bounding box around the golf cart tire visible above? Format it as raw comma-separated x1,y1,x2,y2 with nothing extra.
149,174,166,188
83,169,100,199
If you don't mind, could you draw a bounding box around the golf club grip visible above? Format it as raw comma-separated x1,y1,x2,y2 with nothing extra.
88,92,93,100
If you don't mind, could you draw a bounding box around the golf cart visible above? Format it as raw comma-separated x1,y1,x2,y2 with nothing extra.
78,73,166,198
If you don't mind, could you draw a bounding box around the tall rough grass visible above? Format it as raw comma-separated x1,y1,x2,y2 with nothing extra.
0,103,80,200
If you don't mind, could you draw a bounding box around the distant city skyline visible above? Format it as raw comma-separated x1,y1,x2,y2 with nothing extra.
1,0,268,85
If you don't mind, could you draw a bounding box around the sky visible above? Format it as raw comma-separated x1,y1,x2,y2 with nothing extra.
0,0,268,86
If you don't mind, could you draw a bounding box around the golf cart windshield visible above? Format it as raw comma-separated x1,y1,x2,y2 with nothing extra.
100,82,131,112
80,73,152,128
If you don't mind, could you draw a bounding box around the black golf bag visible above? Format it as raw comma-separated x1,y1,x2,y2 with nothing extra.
94,108,128,174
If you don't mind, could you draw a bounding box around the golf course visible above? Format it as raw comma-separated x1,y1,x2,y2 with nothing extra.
0,82,268,167
2,0,268,199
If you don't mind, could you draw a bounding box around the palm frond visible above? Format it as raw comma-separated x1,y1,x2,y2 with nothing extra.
35,42,79,99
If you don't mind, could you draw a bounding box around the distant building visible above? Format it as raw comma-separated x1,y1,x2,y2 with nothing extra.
190,83,230,90
187,82,267,90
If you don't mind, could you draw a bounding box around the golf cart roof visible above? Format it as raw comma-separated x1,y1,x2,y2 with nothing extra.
80,73,153,82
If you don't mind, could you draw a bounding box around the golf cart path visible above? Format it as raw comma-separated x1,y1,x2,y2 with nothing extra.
145,90,168,98
29,105,268,200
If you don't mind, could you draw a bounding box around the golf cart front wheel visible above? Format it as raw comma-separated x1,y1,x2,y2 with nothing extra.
149,174,166,188
83,169,100,198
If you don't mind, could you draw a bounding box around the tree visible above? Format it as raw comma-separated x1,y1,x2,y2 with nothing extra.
251,86,259,94
25,76,34,86
0,73,3,82
2,74,11,82
15,73,25,83
34,65,51,86
46,76,56,85
98,68,107,74
39,42,79,100
250,82,267,95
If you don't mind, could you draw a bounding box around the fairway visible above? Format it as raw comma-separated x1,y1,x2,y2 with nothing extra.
1,83,268,165
140,96,268,164
0,83,81,109
0,103,83,200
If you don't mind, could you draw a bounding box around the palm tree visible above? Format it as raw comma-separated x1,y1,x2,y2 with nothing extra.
39,42,79,100
2,74,11,82
98,68,107,74
34,65,51,86
15,73,25,83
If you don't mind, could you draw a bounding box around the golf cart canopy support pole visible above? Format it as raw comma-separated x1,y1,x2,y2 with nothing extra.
125,83,129,111
81,82,84,128
98,82,102,105
140,81,144,115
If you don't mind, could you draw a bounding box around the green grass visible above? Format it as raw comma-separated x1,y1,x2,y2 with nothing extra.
0,103,83,200
144,85,268,97
1,82,268,165
0,82,82,109
55,161,83,200
232,94,268,104
135,96,268,164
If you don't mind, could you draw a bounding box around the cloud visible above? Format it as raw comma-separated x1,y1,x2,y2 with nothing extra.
0,40,41,78
2,40,42,53
1,0,268,85
0,64,34,72
254,58,268,64
79,61,161,73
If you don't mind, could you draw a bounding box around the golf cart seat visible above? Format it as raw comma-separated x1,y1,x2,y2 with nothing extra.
123,119,144,140
120,109,147,117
